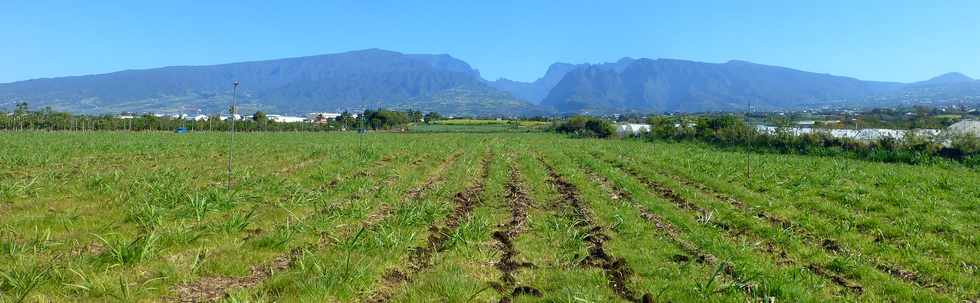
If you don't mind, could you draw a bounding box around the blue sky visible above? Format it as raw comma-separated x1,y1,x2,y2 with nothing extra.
2,0,978,83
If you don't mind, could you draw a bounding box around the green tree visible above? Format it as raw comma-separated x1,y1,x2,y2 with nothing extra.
556,116,615,138
15,102,29,115
252,111,268,123
424,112,442,124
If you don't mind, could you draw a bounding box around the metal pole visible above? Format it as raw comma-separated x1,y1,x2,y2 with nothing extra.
228,81,239,191
747,99,751,180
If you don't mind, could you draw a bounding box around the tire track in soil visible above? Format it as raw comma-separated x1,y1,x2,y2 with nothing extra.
583,165,863,296
367,152,494,303
598,153,949,295
538,157,653,303
171,152,457,303
489,166,541,302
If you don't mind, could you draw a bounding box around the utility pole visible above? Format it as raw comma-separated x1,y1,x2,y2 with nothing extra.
228,81,239,191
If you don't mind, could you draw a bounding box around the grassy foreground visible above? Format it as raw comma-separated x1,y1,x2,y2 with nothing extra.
0,131,977,302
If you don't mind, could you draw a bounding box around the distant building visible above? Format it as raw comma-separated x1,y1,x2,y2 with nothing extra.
308,112,341,120
616,123,651,136
755,125,940,141
795,121,816,127
186,114,209,121
306,112,342,124
267,115,307,123
218,114,243,121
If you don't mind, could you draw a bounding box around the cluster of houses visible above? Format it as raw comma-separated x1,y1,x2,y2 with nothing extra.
615,120,980,140
120,112,351,123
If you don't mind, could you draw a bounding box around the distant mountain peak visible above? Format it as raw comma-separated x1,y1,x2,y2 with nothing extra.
920,72,974,84
544,62,575,74
725,59,754,65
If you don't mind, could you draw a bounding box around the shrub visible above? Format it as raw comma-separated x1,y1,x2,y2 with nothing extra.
556,116,615,138
639,114,978,166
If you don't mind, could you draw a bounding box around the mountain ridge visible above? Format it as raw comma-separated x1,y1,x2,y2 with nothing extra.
539,58,977,113
1,49,978,115
0,49,531,116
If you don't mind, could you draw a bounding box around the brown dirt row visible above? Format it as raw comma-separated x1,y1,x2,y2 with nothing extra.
584,167,863,296
404,155,453,200
601,154,948,294
367,152,494,303
577,165,756,296
170,153,449,302
320,152,463,247
490,166,540,303
275,152,331,177
173,246,306,302
538,157,652,303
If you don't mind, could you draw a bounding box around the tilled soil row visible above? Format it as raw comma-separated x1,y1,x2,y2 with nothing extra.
490,166,540,302
404,155,452,200
538,157,652,303
319,152,457,247
579,167,757,297
584,160,865,295
172,247,305,303
171,153,446,302
275,151,333,176
603,154,948,295
367,152,494,303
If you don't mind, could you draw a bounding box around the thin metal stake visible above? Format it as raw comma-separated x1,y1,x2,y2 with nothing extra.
746,99,752,180
228,81,239,191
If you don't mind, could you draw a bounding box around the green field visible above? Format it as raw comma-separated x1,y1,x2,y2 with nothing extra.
0,132,977,302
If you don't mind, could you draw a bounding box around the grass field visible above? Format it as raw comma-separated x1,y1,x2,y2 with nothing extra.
0,131,977,302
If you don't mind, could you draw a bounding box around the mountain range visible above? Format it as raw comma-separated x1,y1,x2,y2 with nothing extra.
1,49,978,116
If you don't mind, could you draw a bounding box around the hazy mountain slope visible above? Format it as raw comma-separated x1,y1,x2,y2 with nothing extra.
541,58,913,113
488,63,576,104
0,49,489,114
488,58,635,104
914,72,975,85
2,48,978,115
391,85,541,117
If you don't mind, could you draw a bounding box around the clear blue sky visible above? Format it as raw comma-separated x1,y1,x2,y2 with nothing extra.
2,0,978,84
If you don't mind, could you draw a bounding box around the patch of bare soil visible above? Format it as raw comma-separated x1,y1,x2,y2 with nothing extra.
406,152,462,200
277,153,328,176
70,241,107,257
539,158,650,303
490,167,540,302
173,247,304,302
367,152,493,303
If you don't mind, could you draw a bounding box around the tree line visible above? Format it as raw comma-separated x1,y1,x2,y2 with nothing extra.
0,103,442,132
554,114,980,166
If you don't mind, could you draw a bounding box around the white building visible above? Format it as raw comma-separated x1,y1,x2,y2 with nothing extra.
754,125,941,141
218,114,243,121
616,123,651,136
267,115,307,123
308,112,342,120
186,114,209,121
